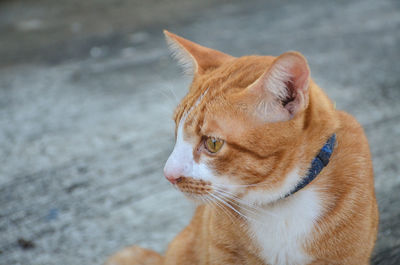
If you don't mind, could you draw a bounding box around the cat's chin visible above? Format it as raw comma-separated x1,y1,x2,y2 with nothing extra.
182,193,209,205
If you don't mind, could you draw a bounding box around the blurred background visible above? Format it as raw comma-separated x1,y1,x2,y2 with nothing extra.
0,0,399,264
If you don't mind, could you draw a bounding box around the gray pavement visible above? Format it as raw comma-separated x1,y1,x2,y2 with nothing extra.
0,0,399,264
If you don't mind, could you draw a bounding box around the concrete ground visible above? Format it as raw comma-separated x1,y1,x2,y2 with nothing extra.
0,0,399,264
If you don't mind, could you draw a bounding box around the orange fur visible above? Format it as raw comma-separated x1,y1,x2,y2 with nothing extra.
106,31,378,265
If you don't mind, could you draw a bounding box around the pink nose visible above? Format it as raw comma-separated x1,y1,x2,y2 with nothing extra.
163,167,183,184
165,174,182,184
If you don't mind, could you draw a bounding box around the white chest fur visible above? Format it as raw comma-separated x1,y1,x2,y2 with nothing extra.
246,188,322,265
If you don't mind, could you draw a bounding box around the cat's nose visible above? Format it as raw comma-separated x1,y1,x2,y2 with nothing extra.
163,155,185,184
165,174,183,184
163,167,183,184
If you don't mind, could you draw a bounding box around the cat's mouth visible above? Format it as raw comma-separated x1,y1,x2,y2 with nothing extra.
175,177,212,197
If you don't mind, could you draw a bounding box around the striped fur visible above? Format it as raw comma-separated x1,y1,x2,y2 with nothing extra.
106,31,378,265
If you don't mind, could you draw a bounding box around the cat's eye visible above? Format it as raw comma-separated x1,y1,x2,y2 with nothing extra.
205,137,224,153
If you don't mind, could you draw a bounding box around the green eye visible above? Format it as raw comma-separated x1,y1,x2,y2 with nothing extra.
205,137,224,153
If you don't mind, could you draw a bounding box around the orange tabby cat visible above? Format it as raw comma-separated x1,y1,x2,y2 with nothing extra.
106,31,378,265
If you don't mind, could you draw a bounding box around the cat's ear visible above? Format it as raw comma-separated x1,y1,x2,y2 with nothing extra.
164,30,234,75
247,51,310,122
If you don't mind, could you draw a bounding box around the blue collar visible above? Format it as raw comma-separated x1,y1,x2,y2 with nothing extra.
284,134,336,198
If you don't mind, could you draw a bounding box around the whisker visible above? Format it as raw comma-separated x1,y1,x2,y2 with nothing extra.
203,195,218,214
149,87,178,111
213,190,262,218
213,182,271,188
164,84,180,104
158,88,174,102
206,191,237,225
213,188,278,219
200,194,209,205
208,192,260,223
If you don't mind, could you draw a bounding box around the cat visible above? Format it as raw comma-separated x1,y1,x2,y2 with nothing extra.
105,31,378,265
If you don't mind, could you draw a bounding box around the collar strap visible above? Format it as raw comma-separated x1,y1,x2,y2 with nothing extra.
284,134,336,198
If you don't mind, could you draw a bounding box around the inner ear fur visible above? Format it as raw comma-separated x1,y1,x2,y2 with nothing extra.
248,51,310,122
164,30,234,75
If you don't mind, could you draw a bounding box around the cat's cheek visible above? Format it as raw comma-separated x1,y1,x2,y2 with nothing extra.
191,160,217,182
191,159,238,192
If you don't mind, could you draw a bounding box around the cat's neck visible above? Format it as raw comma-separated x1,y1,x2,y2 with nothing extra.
304,81,339,140
294,81,339,188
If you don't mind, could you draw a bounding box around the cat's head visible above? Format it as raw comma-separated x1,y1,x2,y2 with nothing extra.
163,31,314,205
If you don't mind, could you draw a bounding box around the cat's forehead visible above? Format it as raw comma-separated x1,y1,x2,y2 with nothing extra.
199,55,275,91
171,56,277,143
174,55,275,125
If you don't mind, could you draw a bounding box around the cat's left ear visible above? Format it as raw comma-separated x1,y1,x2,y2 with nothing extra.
164,30,234,75
247,51,310,122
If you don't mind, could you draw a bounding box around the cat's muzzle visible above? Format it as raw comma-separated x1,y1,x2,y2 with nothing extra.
175,177,212,195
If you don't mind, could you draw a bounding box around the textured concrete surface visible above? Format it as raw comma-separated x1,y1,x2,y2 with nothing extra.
1,0,399,264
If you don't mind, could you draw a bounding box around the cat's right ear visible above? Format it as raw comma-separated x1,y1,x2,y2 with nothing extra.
164,30,234,75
